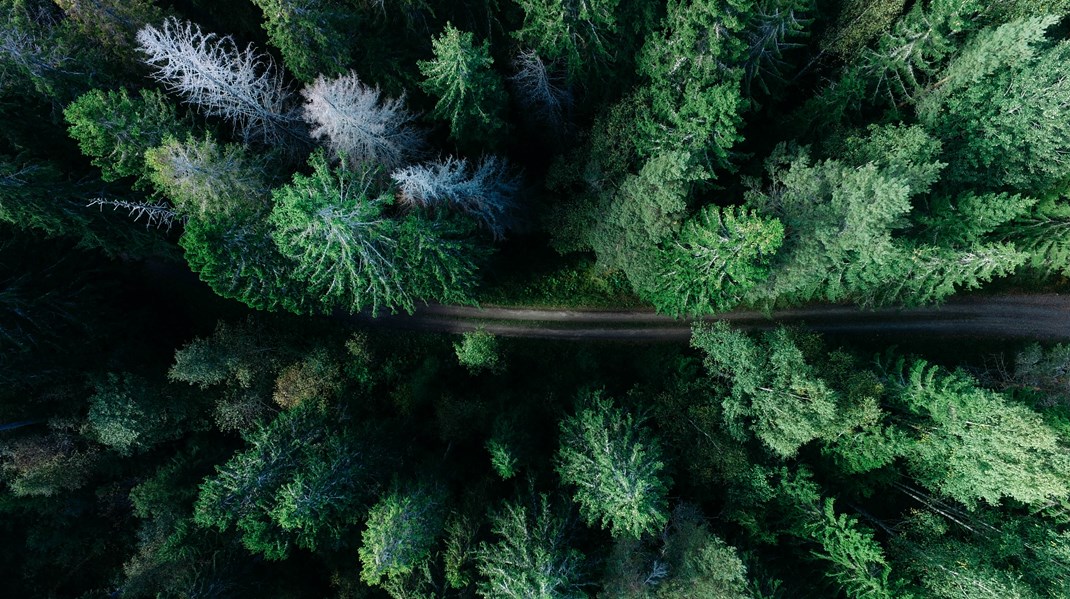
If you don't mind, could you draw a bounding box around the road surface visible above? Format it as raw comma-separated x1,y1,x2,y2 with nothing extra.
349,294,1070,341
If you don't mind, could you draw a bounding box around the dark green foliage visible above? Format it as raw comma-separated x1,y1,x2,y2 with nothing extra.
194,402,383,559
419,24,508,148
250,0,359,83
557,391,669,539
65,87,190,188
634,0,749,172
513,0,620,80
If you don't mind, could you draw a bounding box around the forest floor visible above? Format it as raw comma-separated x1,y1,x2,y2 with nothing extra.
350,294,1070,342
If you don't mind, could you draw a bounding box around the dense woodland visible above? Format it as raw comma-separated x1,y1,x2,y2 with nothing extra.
5,0,1070,597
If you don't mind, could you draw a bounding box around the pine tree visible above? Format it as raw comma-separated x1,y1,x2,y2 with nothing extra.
194,403,382,559
883,357,1070,508
513,0,620,80
649,205,784,317
269,151,405,314
634,0,749,171
301,71,424,170
359,486,444,588
250,0,358,83
476,494,587,598
510,49,571,128
556,391,669,539
691,322,845,458
418,24,508,148
64,87,191,188
918,16,1070,195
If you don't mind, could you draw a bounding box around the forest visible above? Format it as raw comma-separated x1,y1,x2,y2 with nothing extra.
4,0,1070,597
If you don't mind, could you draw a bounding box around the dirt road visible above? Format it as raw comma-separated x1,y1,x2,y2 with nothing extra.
350,294,1070,341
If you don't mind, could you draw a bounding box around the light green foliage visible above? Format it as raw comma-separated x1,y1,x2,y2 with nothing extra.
444,515,478,589
1005,197,1070,277
803,499,898,599
746,130,1025,307
649,205,783,316
634,0,748,171
84,372,189,455
270,152,479,315
556,391,669,539
513,0,620,79
359,486,444,588
921,192,1035,247
250,0,357,82
691,322,843,458
775,469,899,599
586,151,693,298
821,0,905,59
419,24,508,148
64,87,190,187
476,494,587,598
146,134,271,220
885,358,1070,508
269,152,403,313
487,438,519,479
918,16,1070,195
194,403,379,559
454,330,501,373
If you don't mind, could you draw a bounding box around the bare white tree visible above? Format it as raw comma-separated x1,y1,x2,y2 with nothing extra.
136,17,302,145
392,156,520,239
301,71,425,171
510,49,571,129
88,198,185,231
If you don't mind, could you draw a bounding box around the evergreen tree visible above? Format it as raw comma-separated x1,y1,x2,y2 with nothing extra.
194,402,383,559
358,486,444,589
649,205,783,316
392,156,519,239
250,0,358,83
476,494,587,598
556,391,669,539
918,16,1070,196
418,24,508,148
64,87,190,188
513,0,620,80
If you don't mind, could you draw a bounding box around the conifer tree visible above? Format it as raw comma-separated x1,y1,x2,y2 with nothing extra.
649,205,784,316
359,486,444,589
392,156,519,239
64,87,190,188
476,494,587,598
418,24,508,148
250,0,358,83
556,391,669,539
513,0,620,80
